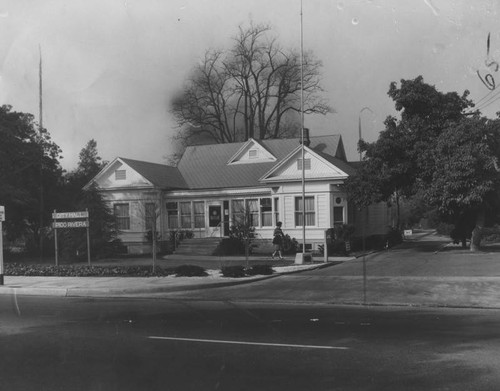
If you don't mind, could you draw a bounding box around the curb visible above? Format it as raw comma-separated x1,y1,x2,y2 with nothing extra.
0,263,335,298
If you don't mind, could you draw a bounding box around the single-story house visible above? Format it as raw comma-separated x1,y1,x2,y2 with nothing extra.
86,134,393,254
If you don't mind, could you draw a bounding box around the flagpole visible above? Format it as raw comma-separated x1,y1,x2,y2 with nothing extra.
300,0,306,258
39,44,44,261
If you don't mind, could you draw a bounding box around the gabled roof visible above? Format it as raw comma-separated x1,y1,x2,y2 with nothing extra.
89,135,355,191
176,135,350,189
227,138,277,164
119,158,187,189
86,157,186,190
259,144,352,183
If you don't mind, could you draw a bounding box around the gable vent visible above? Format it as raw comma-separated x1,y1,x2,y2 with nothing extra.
115,170,126,180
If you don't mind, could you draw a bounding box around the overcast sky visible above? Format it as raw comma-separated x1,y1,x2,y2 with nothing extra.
1,0,499,170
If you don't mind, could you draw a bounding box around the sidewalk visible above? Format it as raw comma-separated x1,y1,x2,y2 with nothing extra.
0,258,343,298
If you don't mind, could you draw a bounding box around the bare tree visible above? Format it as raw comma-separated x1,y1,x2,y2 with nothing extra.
170,22,332,147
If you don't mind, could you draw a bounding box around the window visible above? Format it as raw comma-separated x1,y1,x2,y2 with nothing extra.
246,199,259,226
166,202,178,229
333,206,344,226
295,196,315,226
193,201,205,228
115,170,126,180
274,198,280,225
145,202,156,231
114,203,130,230
297,158,311,170
180,202,192,228
260,198,272,227
231,199,245,225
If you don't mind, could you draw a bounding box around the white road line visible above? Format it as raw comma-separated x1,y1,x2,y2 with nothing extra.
13,290,21,316
148,336,349,350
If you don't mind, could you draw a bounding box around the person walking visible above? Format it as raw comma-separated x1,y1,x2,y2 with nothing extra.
272,221,285,260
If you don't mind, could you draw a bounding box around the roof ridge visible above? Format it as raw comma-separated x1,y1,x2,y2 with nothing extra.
119,157,174,168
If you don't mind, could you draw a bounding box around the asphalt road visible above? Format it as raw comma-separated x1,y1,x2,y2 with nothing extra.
1,295,500,390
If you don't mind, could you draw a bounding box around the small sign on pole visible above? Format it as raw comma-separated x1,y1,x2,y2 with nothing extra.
52,210,91,266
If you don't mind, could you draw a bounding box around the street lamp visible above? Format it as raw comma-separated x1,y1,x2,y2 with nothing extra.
358,107,373,161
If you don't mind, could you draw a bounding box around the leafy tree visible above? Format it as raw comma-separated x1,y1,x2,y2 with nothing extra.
64,139,106,200
427,117,500,250
345,77,500,250
58,140,118,261
170,22,331,149
0,105,63,252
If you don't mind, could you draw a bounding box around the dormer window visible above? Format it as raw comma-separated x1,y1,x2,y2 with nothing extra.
297,158,311,170
115,170,126,180
248,149,259,159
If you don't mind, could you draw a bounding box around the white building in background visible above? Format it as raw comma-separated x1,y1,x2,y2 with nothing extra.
86,135,392,254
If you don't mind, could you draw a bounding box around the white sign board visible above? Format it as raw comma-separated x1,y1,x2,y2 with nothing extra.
52,211,88,219
0,206,4,222
53,221,89,229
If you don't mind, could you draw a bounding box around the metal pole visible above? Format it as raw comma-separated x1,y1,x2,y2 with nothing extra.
358,107,372,304
86,208,91,266
54,209,58,266
300,0,306,257
0,220,4,285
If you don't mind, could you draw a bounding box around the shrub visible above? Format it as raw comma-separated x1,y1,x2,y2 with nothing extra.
282,234,299,254
214,237,245,256
174,264,207,277
221,265,246,278
246,265,274,276
5,263,173,277
326,239,350,256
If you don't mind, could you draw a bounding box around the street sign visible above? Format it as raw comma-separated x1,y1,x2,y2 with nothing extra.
52,209,91,266
52,211,88,219
0,205,4,222
53,221,89,229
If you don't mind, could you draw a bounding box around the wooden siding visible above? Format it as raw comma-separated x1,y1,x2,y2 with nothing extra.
268,150,347,181
283,195,294,229
317,194,329,227
96,161,151,189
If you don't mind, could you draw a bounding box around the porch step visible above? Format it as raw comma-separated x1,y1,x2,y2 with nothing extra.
174,237,221,256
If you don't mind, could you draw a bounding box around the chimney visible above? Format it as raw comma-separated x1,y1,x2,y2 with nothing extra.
300,128,310,147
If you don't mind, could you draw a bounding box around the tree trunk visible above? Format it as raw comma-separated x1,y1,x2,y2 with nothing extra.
470,208,485,252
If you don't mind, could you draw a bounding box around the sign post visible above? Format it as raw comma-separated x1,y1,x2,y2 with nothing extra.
52,210,90,265
0,206,4,285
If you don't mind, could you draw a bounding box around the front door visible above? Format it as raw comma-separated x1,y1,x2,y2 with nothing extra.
223,200,230,235
208,205,222,237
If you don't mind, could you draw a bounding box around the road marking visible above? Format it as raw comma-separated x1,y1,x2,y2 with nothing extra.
12,290,21,316
148,336,349,350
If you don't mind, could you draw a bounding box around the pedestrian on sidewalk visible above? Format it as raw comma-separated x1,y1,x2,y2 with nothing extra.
272,221,285,260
